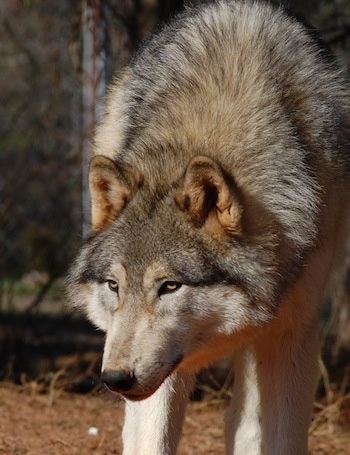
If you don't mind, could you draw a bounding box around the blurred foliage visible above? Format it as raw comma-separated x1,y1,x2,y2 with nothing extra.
0,0,82,280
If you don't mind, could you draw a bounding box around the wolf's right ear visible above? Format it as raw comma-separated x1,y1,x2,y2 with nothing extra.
89,156,134,231
175,156,243,236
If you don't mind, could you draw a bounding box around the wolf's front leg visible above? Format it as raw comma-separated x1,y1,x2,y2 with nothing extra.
225,346,262,455
226,320,320,455
255,318,320,455
122,371,195,455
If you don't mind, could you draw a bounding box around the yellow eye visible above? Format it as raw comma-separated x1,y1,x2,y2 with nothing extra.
107,280,119,293
159,281,182,296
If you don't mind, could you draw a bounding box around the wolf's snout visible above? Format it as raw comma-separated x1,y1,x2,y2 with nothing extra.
101,369,135,393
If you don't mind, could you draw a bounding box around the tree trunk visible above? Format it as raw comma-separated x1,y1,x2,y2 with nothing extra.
81,0,107,236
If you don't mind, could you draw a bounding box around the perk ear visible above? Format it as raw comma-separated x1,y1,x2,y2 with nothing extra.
89,155,133,231
176,156,242,236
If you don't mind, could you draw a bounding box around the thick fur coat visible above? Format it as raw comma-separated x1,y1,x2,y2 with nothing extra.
67,1,350,454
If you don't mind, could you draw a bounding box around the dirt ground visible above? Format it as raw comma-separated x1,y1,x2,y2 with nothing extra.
0,308,349,454
0,382,349,455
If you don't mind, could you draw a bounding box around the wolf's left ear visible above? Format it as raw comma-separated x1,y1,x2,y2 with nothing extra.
89,155,135,231
176,156,242,236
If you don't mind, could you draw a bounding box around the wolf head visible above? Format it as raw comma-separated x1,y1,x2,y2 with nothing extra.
67,154,283,400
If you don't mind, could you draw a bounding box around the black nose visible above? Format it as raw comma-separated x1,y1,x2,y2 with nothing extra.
101,369,135,392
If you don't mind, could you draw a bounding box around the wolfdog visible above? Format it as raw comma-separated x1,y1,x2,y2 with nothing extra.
67,1,350,453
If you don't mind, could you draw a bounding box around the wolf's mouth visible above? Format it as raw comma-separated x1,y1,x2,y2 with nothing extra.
120,389,157,402
115,355,184,402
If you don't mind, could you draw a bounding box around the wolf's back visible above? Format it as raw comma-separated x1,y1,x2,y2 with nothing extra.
93,0,349,261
